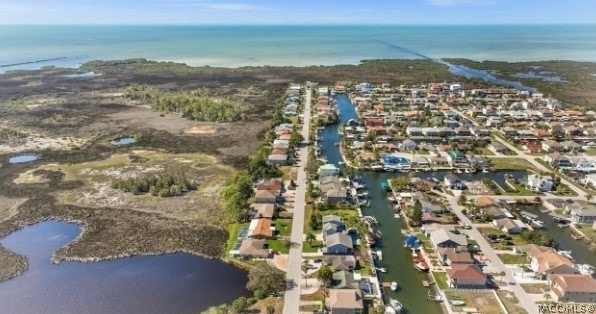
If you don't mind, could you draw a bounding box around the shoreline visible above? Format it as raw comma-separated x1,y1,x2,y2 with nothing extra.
0,216,237,283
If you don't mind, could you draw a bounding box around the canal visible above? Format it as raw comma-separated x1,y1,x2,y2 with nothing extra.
515,205,596,267
320,94,441,313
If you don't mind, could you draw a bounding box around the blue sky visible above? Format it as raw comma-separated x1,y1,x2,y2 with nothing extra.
1,0,594,25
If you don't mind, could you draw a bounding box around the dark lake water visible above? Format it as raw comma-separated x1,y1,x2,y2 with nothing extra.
0,221,248,314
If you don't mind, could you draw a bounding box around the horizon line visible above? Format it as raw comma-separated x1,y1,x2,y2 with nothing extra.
1,22,596,27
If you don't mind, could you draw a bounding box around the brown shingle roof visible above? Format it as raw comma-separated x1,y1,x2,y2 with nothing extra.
447,264,486,280
535,251,574,273
327,289,363,310
549,274,596,293
238,239,268,258
476,196,498,208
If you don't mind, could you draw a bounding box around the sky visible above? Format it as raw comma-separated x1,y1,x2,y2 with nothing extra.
0,0,595,25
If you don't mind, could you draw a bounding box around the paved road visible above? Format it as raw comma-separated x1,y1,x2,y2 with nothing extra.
450,107,589,199
465,194,584,201
283,87,311,314
438,190,539,314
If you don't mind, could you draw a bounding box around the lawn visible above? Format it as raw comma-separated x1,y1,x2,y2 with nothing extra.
520,283,549,294
226,222,249,255
477,148,495,156
498,254,528,264
488,157,538,171
279,166,294,181
503,181,542,196
576,223,596,242
355,259,373,276
445,291,503,313
432,272,449,290
302,240,323,253
266,239,289,254
497,290,529,314
304,205,314,233
274,218,292,237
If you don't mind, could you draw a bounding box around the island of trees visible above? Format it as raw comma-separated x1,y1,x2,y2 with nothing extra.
112,174,196,197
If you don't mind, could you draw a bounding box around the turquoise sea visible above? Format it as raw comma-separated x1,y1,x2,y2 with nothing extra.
1,25,596,71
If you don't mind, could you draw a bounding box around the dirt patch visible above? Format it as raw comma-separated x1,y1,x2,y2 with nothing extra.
0,197,27,223
184,124,217,135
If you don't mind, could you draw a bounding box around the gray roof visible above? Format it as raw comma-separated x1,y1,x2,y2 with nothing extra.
323,255,356,271
332,271,359,289
430,229,467,246
322,215,343,225
325,233,353,249
326,188,347,198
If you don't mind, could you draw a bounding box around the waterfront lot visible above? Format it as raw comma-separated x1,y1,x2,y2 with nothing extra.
446,291,503,314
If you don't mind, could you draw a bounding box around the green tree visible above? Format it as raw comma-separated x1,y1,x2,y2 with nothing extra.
246,264,286,299
317,265,333,292
306,232,316,244
231,297,248,314
266,305,275,314
409,200,423,227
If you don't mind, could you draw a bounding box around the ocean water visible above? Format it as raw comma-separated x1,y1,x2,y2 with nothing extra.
1,25,595,72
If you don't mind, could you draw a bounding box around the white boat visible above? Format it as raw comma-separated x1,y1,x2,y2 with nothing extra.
576,264,595,276
394,213,401,219
389,298,403,312
375,250,383,261
390,282,398,291
482,169,489,173
375,267,387,273
451,300,465,306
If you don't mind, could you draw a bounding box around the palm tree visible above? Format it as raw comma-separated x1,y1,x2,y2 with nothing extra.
302,260,310,287
317,265,334,293
306,232,316,245
586,194,593,203
499,270,506,283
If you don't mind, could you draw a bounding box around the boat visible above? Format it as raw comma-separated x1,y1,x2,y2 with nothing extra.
390,281,398,291
482,168,489,173
413,257,429,272
394,213,401,219
389,298,403,313
375,250,383,261
334,142,340,147
381,181,391,191
375,267,387,273
576,264,595,276
558,250,574,260
338,161,345,165
451,300,465,306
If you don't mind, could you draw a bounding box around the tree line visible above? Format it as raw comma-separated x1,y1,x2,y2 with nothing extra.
124,86,248,122
112,174,196,197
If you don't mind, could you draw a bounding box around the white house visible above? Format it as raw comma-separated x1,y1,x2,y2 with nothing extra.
525,174,553,192
318,164,340,178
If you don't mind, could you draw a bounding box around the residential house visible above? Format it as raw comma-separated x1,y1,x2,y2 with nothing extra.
471,127,491,138
421,223,457,237
327,289,364,314
544,153,572,169
322,215,344,238
444,174,466,190
429,229,468,248
548,274,596,303
525,174,553,192
320,176,343,193
481,205,509,219
455,127,472,137
323,255,356,272
236,239,269,259
254,190,278,204
523,142,543,154
560,140,582,152
247,218,273,239
326,188,348,205
492,218,526,234
542,140,563,152
420,200,444,214
475,196,498,208
566,203,596,223
250,203,275,219
437,247,474,266
324,233,353,255
318,164,340,178
267,153,288,166
447,150,468,166
446,264,487,288
488,142,509,154
401,139,418,151
332,271,359,289
530,251,578,278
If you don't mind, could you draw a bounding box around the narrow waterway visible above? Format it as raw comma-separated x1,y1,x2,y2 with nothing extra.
0,220,249,314
321,94,441,313
515,205,596,267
